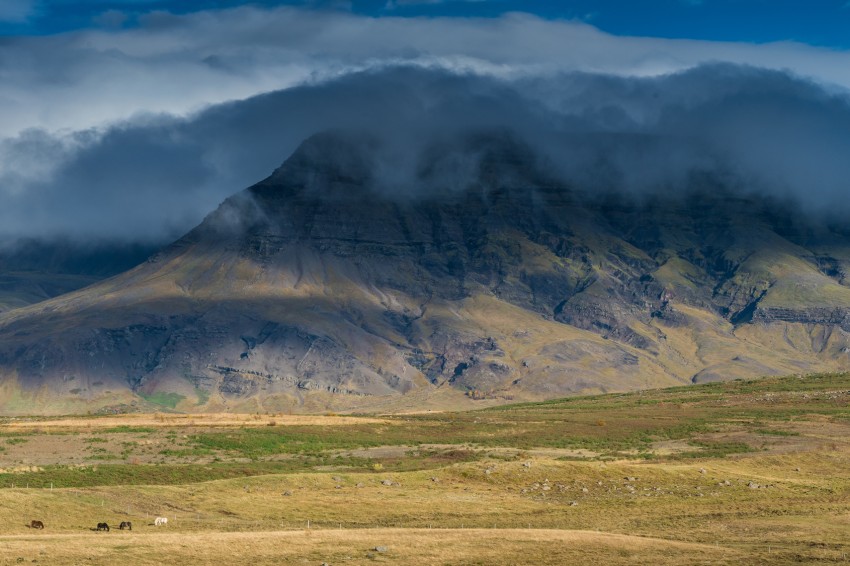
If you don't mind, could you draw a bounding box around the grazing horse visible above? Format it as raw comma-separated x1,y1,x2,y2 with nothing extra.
29,520,44,529
154,517,167,526
119,521,132,531
96,522,110,532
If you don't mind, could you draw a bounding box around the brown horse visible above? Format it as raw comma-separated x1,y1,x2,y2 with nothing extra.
29,520,44,529
96,522,110,532
119,521,132,530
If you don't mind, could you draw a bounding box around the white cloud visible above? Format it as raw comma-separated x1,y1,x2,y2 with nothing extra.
0,8,850,137
2,6,850,142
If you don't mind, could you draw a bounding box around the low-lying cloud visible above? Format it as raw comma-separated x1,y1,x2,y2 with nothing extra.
2,63,850,243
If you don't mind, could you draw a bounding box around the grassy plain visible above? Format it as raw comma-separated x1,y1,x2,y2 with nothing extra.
0,372,848,564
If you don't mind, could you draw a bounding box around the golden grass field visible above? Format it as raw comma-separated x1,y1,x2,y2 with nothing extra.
0,529,738,565
0,373,848,564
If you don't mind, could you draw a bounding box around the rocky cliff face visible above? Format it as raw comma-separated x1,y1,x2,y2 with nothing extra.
0,131,848,413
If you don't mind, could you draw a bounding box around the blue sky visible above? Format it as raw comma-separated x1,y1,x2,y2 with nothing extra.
5,0,850,49
388,1,850,47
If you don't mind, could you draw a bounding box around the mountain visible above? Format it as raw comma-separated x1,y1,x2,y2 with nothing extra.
0,131,849,414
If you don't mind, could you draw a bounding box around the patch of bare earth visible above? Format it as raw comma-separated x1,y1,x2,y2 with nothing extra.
699,420,850,457
339,444,600,460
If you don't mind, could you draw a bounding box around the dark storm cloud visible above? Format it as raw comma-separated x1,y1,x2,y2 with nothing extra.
1,63,850,242
514,64,850,202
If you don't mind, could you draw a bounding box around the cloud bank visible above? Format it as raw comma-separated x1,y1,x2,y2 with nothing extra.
3,7,850,243
3,63,850,242
4,7,850,139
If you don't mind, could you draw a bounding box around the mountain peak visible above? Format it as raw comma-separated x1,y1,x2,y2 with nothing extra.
266,130,378,192
258,129,546,204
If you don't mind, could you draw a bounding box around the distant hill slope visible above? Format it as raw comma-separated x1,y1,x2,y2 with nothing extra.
0,240,159,313
0,131,848,414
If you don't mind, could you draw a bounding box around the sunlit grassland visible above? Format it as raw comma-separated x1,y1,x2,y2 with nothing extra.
0,372,848,564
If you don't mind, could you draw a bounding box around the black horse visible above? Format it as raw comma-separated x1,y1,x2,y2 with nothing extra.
29,520,44,529
119,521,132,530
96,522,110,532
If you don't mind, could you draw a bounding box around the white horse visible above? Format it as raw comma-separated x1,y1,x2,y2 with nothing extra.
154,517,168,526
